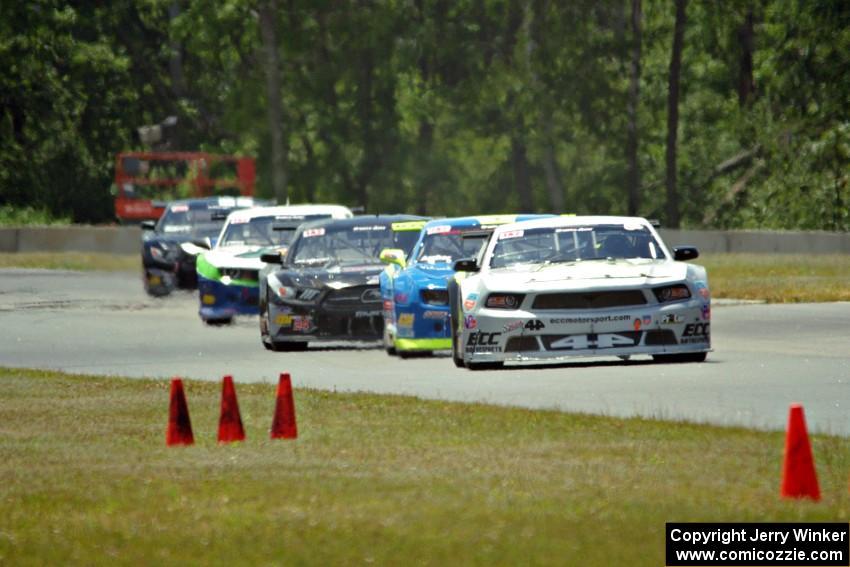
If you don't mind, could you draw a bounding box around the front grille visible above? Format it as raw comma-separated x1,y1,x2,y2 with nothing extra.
505,336,540,352
532,290,647,310
222,268,258,281
315,313,384,337
326,286,375,305
420,289,449,306
644,329,678,345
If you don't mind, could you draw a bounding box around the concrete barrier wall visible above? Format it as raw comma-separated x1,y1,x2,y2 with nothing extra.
0,226,142,255
0,225,848,255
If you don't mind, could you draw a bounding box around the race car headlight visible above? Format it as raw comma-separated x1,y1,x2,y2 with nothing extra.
653,284,691,303
420,289,449,306
150,245,166,260
267,273,296,301
485,293,524,309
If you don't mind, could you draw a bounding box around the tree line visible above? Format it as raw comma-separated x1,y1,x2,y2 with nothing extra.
1,0,847,229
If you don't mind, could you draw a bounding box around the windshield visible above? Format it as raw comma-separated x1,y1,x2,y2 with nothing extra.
218,216,296,248
157,205,230,239
414,228,491,265
289,224,419,266
489,224,666,269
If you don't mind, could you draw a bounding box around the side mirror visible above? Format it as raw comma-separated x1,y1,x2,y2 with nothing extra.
190,237,212,250
453,258,479,272
379,248,406,268
140,220,156,231
261,252,283,264
673,246,699,261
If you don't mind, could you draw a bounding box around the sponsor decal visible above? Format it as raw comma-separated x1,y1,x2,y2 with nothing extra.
355,310,382,318
366,275,380,285
498,229,524,240
303,228,325,238
423,310,448,319
661,313,684,325
464,315,478,329
701,304,711,321
353,225,387,231
524,319,545,331
275,314,293,326
550,315,631,324
426,225,452,235
171,204,189,212
292,316,312,332
391,221,427,231
555,227,592,233
148,275,162,285
398,313,415,327
633,318,642,331
466,331,501,348
623,221,643,231
503,320,523,333
642,315,652,326
229,217,249,224
683,322,709,337
394,292,408,303
548,333,636,350
680,322,710,344
202,294,216,305
383,300,393,311
463,293,479,311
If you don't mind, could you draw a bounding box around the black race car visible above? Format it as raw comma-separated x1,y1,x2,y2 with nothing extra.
258,215,427,351
141,196,265,296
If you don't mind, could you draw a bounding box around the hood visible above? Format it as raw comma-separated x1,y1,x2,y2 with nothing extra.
410,262,455,284
203,246,270,270
486,259,688,291
280,262,386,289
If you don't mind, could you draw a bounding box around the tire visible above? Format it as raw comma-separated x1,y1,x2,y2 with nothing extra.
204,317,232,326
448,280,465,368
386,346,397,356
652,352,707,363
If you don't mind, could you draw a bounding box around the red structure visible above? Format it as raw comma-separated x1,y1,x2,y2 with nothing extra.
114,151,256,222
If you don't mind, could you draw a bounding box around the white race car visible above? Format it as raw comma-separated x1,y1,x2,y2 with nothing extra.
449,216,711,369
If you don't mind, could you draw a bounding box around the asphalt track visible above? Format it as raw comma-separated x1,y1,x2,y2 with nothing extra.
1,268,848,435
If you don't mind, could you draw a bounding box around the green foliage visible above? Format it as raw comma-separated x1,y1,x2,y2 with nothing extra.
1,0,847,228
0,205,69,226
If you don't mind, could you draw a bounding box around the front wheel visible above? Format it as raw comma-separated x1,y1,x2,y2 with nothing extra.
448,280,465,368
204,317,232,326
652,352,707,363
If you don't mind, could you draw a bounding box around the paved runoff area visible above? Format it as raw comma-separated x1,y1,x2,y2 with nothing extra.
1,268,848,435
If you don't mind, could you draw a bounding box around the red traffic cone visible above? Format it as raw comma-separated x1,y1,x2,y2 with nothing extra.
780,404,820,500
270,373,298,439
218,375,245,443
166,378,194,446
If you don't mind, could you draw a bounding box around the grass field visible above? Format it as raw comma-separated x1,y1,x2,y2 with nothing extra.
2,251,850,303
0,252,138,272
1,368,848,566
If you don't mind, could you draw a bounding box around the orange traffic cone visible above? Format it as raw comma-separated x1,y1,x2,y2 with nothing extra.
270,373,298,439
780,403,820,500
218,375,245,443
166,378,194,446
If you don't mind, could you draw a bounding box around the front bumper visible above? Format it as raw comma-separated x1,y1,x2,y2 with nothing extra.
393,303,452,352
462,300,711,365
267,295,384,343
197,275,259,320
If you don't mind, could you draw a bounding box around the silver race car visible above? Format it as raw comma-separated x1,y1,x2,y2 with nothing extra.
449,216,711,369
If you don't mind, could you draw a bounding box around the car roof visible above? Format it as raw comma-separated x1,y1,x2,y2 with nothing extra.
421,214,552,230
166,196,267,209
298,214,429,230
490,215,654,234
225,203,354,222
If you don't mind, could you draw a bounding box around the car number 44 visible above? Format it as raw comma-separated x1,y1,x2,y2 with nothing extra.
550,333,635,350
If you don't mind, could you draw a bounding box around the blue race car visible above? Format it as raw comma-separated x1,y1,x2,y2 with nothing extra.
380,214,553,357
